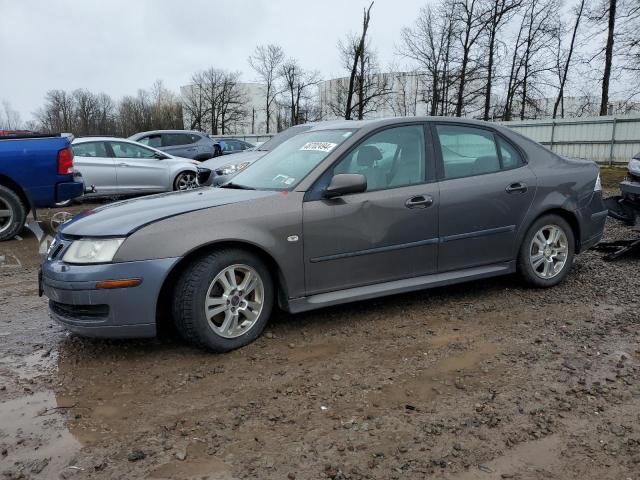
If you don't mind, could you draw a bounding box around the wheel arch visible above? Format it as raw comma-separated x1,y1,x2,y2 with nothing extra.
0,174,31,213
520,207,581,253
155,239,290,334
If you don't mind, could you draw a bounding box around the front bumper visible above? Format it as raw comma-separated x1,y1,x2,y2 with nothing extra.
42,256,179,338
620,178,640,197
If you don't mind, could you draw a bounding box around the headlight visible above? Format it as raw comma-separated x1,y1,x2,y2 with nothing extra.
62,238,124,264
215,161,251,176
628,158,640,175
594,172,602,192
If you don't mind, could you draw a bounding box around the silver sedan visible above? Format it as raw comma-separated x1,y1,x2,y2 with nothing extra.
71,137,200,198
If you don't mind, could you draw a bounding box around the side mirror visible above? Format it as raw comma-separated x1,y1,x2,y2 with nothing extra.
324,174,367,198
154,152,167,160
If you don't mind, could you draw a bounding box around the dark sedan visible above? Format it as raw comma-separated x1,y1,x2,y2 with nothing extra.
42,117,607,352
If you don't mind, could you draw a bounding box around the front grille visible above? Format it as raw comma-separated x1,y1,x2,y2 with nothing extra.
50,300,109,321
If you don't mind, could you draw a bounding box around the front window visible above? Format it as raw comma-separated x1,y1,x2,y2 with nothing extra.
332,125,426,191
228,129,354,190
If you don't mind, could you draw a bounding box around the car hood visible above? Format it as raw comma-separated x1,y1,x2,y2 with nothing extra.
199,150,266,171
60,188,277,237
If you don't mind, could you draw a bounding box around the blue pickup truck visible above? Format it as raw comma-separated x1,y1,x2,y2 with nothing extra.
0,134,84,241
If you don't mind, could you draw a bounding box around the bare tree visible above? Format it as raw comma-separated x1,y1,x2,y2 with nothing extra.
400,3,457,116
248,44,284,133
482,0,523,120
183,71,208,130
553,0,586,118
0,100,23,130
279,58,321,126
331,2,391,120
598,0,618,115
454,0,487,117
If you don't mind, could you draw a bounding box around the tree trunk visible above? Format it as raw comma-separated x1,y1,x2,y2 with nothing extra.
553,0,584,118
599,0,616,116
483,26,497,121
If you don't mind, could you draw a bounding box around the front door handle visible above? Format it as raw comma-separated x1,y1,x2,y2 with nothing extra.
118,162,129,167
405,195,434,209
506,182,527,194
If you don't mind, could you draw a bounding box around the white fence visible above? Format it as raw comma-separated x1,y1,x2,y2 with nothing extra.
500,115,640,165
216,114,640,165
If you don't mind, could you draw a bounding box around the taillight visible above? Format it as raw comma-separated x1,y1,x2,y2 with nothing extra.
57,147,74,175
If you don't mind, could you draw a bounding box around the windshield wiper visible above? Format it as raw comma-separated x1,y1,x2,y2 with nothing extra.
219,182,255,190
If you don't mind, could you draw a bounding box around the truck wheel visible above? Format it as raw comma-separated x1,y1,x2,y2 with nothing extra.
517,214,575,288
172,249,274,352
173,171,197,191
0,185,26,241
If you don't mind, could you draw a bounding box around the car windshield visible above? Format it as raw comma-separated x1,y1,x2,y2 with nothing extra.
228,129,355,191
256,125,314,151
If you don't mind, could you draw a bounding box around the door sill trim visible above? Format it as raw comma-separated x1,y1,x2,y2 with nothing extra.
288,261,515,313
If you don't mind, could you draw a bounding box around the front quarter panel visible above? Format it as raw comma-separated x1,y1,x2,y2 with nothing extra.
114,191,306,298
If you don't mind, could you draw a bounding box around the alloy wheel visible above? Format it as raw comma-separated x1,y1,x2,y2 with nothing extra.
176,172,197,190
204,264,265,339
529,224,569,279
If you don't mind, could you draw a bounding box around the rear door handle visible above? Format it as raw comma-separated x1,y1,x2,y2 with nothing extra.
405,195,434,209
506,182,527,194
118,162,129,167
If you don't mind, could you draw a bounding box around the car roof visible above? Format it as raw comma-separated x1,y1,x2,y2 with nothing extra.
131,130,206,136
306,116,510,132
73,136,127,143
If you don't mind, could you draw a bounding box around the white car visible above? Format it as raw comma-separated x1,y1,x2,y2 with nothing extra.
71,137,200,198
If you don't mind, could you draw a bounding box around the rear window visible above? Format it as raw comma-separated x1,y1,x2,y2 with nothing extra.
72,142,108,158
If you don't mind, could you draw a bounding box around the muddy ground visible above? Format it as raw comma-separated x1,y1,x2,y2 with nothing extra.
1,177,639,480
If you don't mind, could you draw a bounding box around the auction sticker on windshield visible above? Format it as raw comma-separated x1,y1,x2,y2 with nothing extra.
300,142,337,152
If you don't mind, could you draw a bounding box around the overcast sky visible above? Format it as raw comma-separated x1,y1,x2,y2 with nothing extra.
0,0,427,121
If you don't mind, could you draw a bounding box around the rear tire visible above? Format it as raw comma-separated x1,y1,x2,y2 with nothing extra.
172,249,274,352
517,214,575,288
0,185,26,241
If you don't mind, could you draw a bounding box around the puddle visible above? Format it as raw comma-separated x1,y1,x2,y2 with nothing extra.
0,391,81,478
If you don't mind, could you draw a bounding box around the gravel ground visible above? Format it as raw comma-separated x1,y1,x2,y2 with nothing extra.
0,192,639,480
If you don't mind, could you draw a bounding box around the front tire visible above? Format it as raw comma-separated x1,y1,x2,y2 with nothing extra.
0,185,26,241
172,249,274,352
517,214,575,288
173,171,197,191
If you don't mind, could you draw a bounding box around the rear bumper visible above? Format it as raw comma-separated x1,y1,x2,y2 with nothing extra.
56,180,84,203
42,257,179,338
576,192,608,252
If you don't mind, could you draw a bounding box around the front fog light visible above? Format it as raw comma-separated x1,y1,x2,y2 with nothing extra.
62,238,124,264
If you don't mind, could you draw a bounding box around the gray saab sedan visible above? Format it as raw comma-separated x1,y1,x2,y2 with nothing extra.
41,118,608,352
